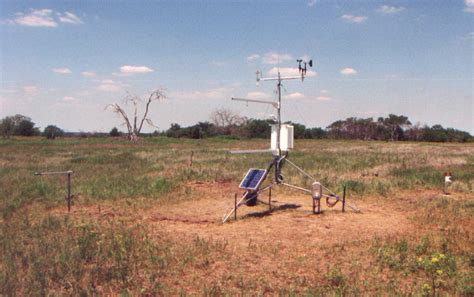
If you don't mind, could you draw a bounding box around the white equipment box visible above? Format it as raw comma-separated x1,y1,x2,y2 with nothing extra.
271,124,294,152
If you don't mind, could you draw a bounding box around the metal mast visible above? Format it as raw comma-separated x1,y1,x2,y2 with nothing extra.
277,72,282,156
231,60,312,156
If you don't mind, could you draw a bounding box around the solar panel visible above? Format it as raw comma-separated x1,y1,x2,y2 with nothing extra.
239,168,267,190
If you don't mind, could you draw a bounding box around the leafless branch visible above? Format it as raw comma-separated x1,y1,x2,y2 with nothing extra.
106,88,165,141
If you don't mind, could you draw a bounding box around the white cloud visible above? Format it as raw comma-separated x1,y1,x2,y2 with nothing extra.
308,0,318,7
171,87,234,100
246,91,271,99
316,96,332,101
119,65,154,74
341,14,368,23
5,8,83,27
465,0,474,13
247,54,260,62
58,11,82,24
12,9,57,27
287,92,305,99
378,5,405,14
315,89,332,101
22,85,39,95
62,96,76,102
97,79,123,92
262,52,293,64
52,68,72,74
463,32,474,40
267,67,317,77
340,67,358,75
81,71,96,77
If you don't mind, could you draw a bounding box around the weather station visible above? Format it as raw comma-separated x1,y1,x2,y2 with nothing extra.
222,59,359,223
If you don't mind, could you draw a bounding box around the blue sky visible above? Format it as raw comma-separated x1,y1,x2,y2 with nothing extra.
1,0,472,133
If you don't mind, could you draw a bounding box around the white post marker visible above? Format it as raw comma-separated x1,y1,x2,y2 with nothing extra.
444,172,452,195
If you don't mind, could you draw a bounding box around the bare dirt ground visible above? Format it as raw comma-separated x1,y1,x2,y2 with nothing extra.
46,181,472,294
62,181,413,247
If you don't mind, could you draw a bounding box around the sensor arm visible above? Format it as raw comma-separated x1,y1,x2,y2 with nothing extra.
231,97,279,108
258,76,301,82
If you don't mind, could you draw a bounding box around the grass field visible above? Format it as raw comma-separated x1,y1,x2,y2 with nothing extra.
1,137,473,295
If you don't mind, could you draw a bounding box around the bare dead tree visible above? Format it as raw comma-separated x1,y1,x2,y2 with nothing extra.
210,108,247,135
107,89,165,141
211,108,245,127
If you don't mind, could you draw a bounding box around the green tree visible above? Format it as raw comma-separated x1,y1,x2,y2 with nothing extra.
109,127,120,137
0,116,15,138
0,114,37,137
244,119,271,138
15,118,36,136
43,125,64,139
305,127,326,139
379,114,412,141
165,123,182,138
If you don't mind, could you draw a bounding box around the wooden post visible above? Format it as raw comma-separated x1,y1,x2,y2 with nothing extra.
189,151,194,167
342,185,346,213
234,193,237,221
67,172,72,212
268,187,272,211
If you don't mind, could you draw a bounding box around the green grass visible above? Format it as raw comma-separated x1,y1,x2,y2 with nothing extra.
1,137,473,294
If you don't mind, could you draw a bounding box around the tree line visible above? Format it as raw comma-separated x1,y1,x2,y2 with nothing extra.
0,114,63,139
1,112,472,143
163,111,472,143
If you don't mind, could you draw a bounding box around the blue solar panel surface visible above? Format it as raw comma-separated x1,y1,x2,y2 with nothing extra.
239,169,266,190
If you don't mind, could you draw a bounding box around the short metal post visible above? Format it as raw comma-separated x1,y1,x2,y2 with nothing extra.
342,186,346,213
67,172,72,212
234,193,237,221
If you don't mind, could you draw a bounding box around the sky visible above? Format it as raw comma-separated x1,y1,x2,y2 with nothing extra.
0,0,473,134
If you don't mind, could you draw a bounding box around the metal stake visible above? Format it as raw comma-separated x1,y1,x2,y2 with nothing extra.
67,171,72,212
34,170,74,212
342,185,346,213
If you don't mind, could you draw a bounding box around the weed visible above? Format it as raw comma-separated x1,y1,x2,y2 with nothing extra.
326,268,347,295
